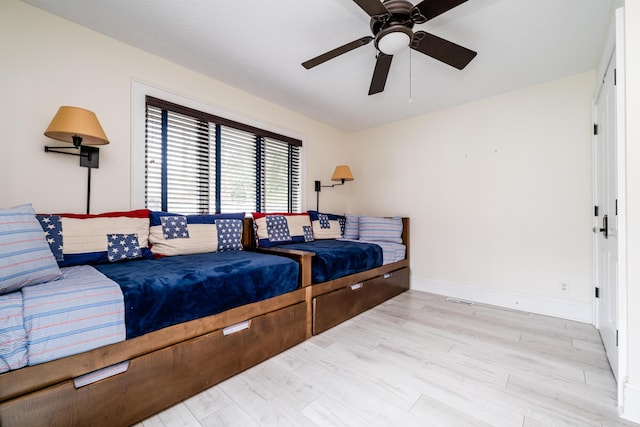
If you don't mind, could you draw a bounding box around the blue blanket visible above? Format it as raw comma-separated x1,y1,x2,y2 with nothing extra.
95,251,299,339
276,240,383,283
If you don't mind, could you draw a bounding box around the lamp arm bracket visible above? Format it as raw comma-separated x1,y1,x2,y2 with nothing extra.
44,146,85,157
44,145,100,168
321,182,345,188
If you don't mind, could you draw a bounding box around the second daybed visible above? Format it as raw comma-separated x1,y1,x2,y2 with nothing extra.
252,211,410,335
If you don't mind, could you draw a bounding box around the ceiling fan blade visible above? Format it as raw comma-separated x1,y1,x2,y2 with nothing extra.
413,0,468,21
411,31,476,70
302,36,373,69
353,0,389,17
368,53,393,95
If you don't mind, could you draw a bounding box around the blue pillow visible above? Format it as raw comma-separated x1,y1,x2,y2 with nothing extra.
36,214,64,261
107,233,143,262
215,219,243,252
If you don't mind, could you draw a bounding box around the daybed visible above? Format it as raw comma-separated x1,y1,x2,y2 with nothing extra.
251,211,410,336
0,206,410,426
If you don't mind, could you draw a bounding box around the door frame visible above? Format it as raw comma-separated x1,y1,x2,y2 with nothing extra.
593,7,627,412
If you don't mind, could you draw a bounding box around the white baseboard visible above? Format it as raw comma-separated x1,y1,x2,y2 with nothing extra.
622,381,640,423
411,276,593,324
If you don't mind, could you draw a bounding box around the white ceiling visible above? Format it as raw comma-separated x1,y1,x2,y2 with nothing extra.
22,0,613,132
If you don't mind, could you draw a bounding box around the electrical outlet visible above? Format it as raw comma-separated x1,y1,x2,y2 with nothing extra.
560,283,569,292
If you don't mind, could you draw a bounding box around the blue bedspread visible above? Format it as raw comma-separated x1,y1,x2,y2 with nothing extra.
95,251,299,339
276,240,383,283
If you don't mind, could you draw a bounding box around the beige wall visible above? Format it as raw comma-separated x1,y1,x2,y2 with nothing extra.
0,0,349,214
347,72,595,311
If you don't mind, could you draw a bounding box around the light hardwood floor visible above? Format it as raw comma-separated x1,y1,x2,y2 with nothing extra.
136,291,638,427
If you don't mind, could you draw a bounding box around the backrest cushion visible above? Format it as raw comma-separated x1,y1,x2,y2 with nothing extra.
55,209,153,267
307,210,345,240
149,211,245,256
0,204,62,294
358,216,403,243
252,212,313,247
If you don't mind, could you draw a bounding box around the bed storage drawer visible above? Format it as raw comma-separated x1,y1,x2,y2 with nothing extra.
0,301,307,427
312,267,409,335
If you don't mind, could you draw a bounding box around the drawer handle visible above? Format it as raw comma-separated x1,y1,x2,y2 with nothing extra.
383,273,392,279
74,361,130,389
223,320,252,336
350,283,363,290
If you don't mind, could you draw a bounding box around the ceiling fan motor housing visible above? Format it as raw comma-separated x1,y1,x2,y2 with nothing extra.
370,0,417,35
371,0,426,53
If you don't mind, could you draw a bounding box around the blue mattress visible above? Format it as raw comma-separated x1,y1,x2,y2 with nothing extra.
95,251,299,339
276,240,383,283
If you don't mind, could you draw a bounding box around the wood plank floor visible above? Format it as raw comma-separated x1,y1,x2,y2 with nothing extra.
136,291,638,427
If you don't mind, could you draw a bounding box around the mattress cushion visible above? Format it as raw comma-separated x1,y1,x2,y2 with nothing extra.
276,240,383,283
95,251,299,338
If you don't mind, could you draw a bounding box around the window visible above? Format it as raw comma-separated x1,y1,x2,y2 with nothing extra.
145,96,301,214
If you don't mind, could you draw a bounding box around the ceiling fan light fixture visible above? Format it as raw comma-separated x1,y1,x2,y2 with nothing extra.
376,26,413,55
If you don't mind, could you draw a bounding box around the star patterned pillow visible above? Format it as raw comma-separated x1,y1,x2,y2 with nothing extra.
160,215,190,239
318,213,331,229
266,215,292,243
302,225,314,242
338,217,346,236
215,219,243,252
36,214,64,261
107,233,142,262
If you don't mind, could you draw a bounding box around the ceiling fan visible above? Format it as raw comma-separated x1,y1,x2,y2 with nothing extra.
302,0,477,95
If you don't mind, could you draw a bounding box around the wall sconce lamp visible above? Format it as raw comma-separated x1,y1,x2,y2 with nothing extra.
44,106,110,214
314,165,354,211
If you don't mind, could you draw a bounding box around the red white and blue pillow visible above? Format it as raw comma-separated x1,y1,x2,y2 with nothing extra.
148,211,245,256
307,210,345,240
41,209,153,268
252,212,313,247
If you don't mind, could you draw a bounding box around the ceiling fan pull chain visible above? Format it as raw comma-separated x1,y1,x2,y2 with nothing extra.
409,47,413,103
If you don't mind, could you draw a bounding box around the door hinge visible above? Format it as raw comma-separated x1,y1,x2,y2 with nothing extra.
594,205,599,217
616,199,618,215
593,123,598,135
614,69,617,86
616,330,619,347
595,287,600,298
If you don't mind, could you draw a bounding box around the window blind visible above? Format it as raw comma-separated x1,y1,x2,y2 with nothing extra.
145,97,301,214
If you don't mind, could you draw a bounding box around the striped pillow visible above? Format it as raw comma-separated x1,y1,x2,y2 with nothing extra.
343,214,360,240
0,204,62,294
358,216,403,243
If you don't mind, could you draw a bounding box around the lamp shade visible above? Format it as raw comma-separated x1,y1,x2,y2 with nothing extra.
331,165,354,182
44,106,109,146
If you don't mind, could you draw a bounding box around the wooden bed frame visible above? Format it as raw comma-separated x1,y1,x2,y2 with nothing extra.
0,218,410,426
252,218,411,336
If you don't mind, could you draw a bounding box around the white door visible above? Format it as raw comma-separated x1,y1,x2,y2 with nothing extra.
594,53,618,379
